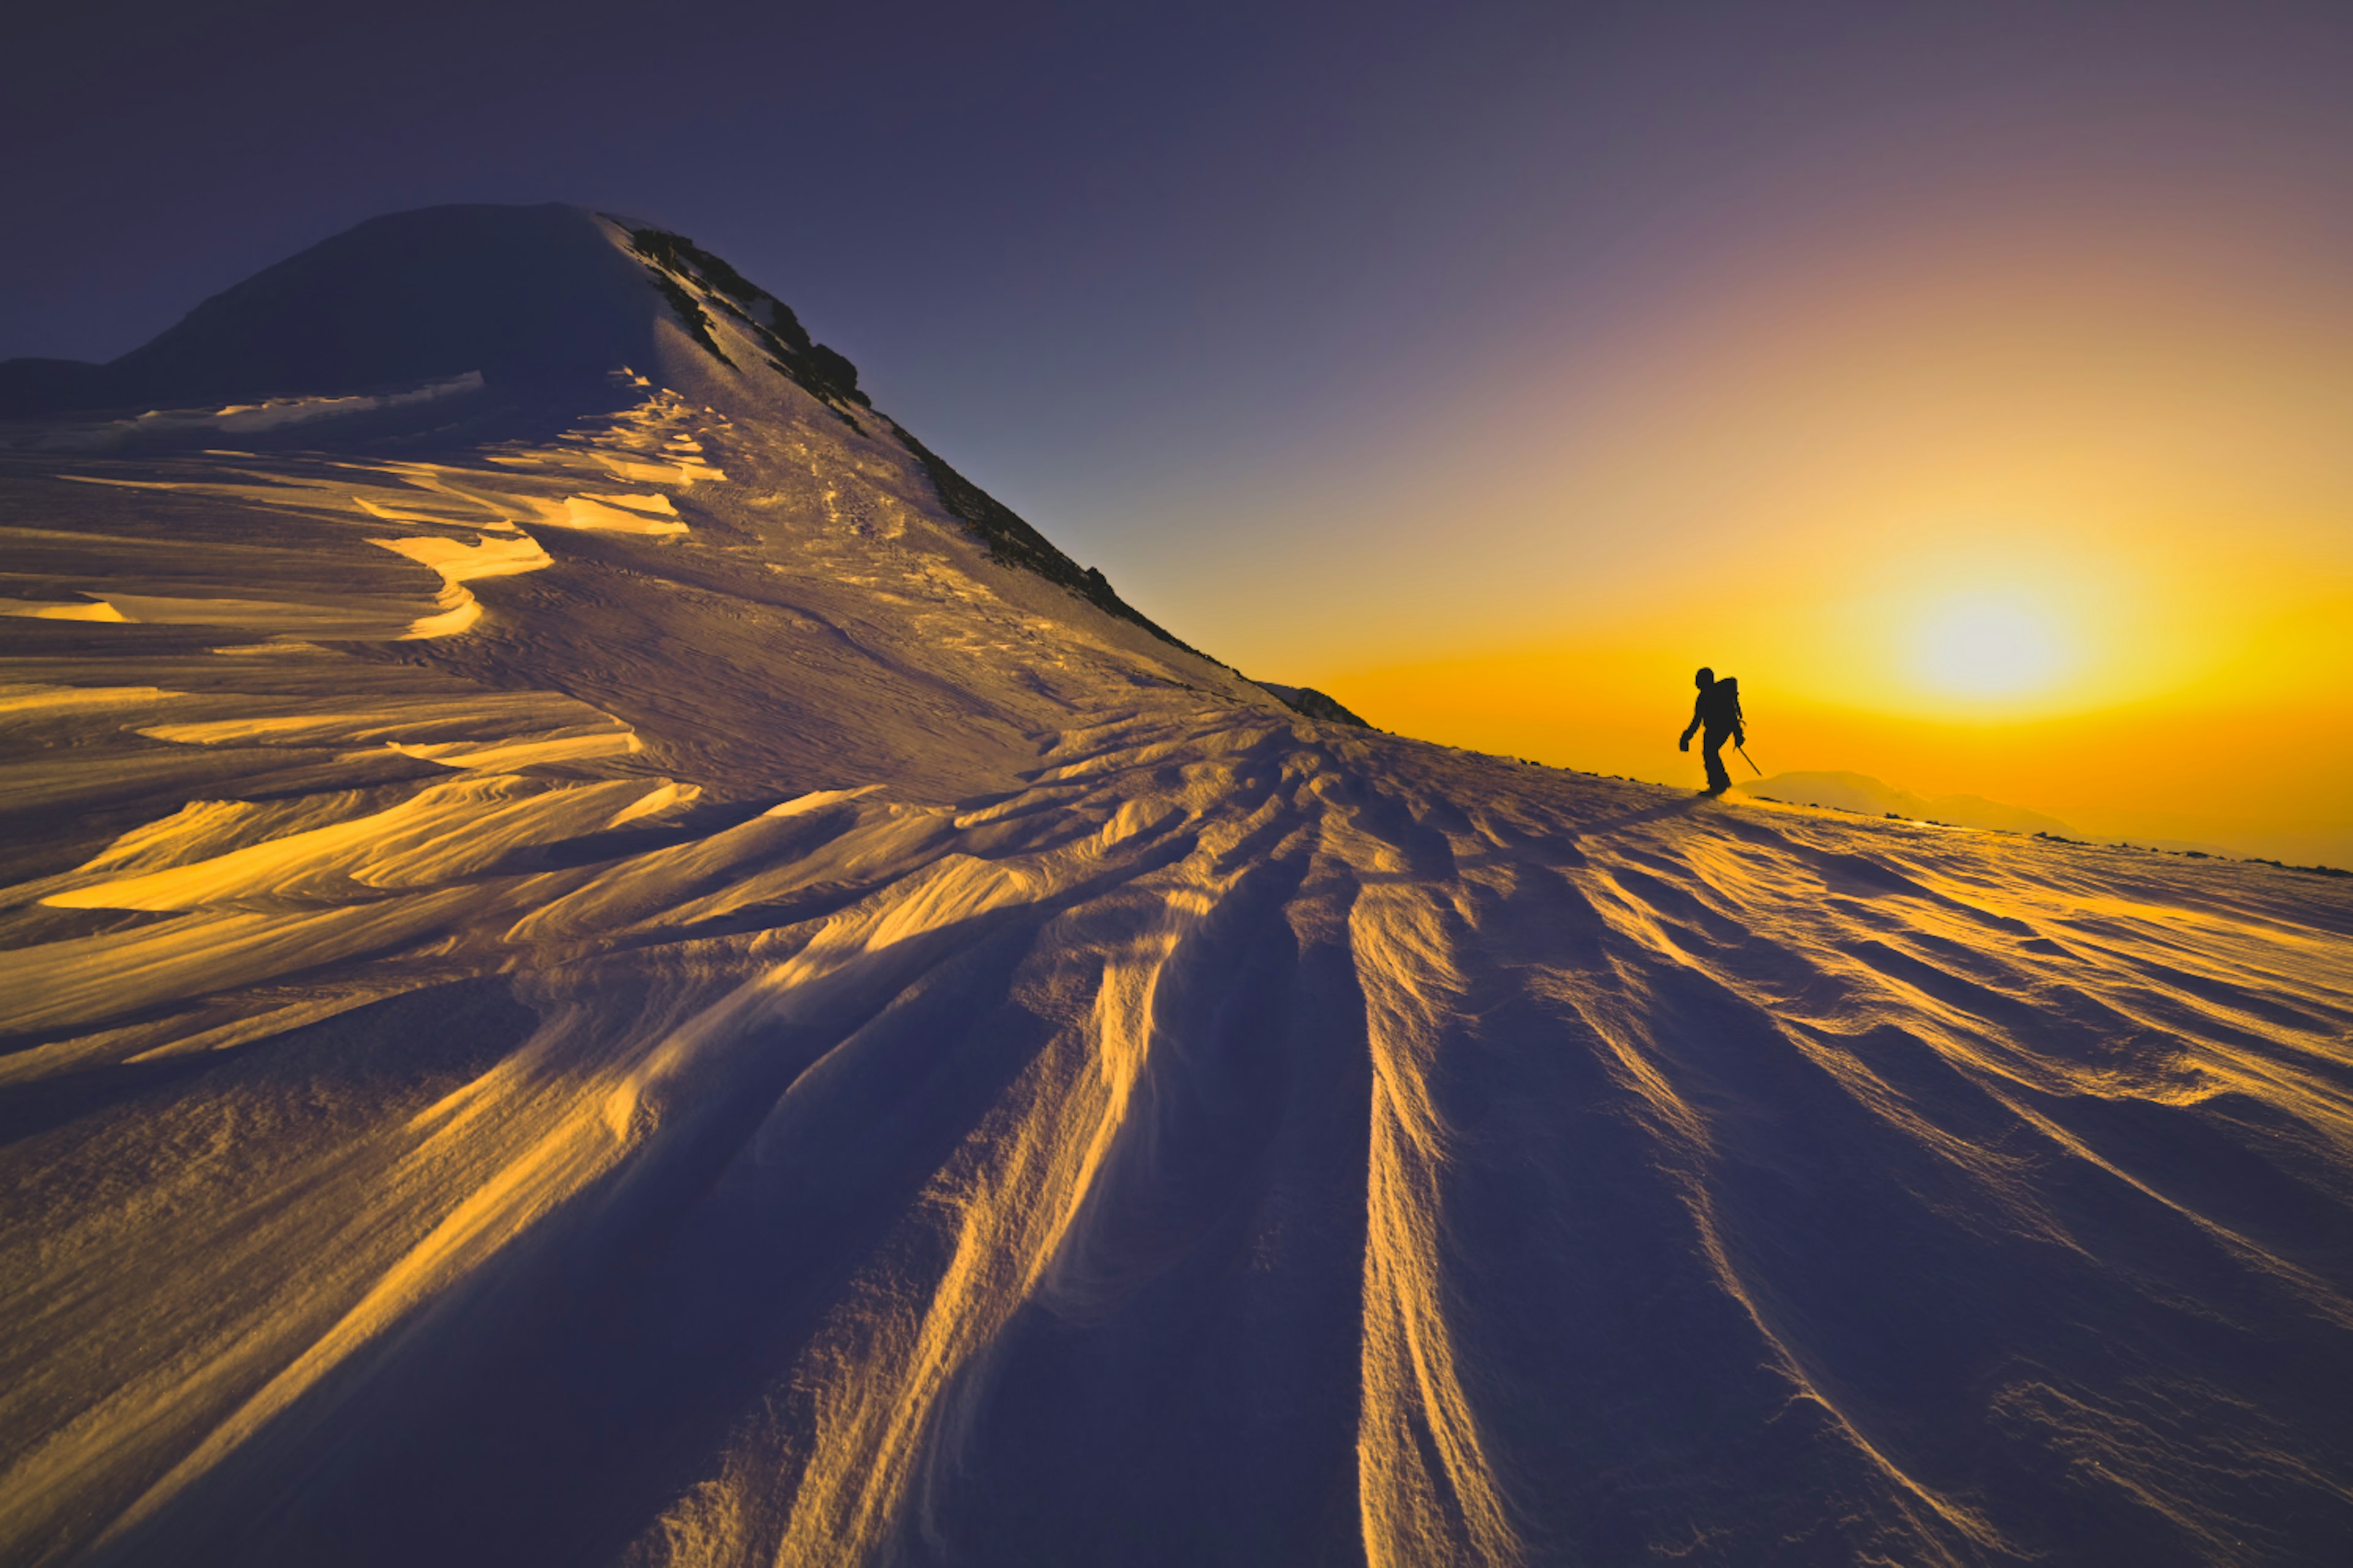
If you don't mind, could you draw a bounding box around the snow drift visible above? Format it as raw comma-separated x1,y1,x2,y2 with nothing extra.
4,206,2352,1568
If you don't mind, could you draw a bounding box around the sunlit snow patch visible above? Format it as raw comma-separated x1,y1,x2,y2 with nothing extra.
0,596,132,622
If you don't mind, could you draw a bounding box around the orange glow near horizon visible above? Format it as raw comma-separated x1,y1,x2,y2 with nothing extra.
1174,208,2353,866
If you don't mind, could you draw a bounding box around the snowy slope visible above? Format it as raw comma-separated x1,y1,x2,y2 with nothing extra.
5,208,2353,1568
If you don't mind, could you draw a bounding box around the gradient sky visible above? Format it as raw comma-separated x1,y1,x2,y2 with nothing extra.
8,0,2351,861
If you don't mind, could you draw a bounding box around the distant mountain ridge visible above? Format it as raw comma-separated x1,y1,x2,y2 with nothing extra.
1736,769,2076,836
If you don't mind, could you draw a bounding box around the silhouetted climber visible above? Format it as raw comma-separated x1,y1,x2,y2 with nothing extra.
1679,667,1745,796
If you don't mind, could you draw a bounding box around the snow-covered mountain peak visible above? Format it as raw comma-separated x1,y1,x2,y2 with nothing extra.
2,203,1207,658
0,203,885,439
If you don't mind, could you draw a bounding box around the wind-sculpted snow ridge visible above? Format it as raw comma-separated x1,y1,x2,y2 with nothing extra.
7,221,2353,1567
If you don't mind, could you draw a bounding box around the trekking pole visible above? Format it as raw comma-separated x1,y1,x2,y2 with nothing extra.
1735,743,1762,776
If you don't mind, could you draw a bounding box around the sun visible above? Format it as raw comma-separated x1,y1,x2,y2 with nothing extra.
1909,586,2075,702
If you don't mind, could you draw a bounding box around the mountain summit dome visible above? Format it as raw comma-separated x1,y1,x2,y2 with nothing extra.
0,205,694,415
